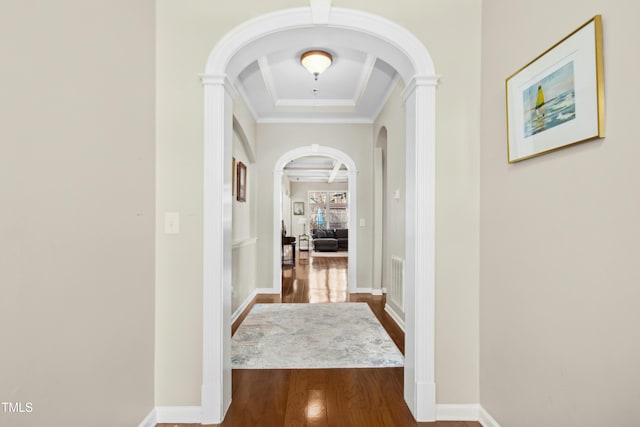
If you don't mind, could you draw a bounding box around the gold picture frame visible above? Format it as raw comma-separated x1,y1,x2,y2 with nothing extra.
506,15,604,163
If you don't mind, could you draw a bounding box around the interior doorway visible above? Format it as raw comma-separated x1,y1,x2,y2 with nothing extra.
202,5,438,423
280,152,352,302
273,146,357,295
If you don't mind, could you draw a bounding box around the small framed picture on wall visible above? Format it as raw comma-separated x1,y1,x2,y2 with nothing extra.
293,201,304,215
237,161,247,202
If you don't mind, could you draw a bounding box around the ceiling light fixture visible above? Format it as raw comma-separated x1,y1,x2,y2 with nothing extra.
300,50,333,80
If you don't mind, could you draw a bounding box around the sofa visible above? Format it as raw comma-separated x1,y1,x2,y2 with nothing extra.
311,228,348,252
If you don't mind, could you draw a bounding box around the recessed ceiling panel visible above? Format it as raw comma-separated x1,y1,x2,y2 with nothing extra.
234,45,398,123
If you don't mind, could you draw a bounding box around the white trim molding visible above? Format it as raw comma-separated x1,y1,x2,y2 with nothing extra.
384,303,405,332
137,408,156,427
436,404,481,421
201,76,234,423
143,404,497,426
479,406,502,427
231,237,258,250
231,289,259,324
155,406,202,424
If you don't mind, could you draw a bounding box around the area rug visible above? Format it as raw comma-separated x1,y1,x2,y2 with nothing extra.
231,303,403,369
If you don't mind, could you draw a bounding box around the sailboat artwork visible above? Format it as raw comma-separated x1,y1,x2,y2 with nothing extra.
523,61,576,137
536,85,545,114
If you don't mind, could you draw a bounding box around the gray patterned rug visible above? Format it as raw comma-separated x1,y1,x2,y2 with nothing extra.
231,303,404,369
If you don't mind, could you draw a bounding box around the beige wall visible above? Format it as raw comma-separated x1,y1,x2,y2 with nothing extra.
231,128,258,313
156,0,480,406
0,1,155,425
480,2,640,426
232,133,254,243
374,82,406,294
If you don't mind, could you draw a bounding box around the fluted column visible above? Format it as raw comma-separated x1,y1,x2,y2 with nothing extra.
403,75,439,421
200,74,235,424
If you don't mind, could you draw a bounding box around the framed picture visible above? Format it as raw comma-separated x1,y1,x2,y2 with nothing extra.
232,157,236,196
237,161,247,202
293,201,304,215
506,15,604,163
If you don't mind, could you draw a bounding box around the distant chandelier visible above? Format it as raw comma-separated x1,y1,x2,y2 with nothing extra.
300,50,333,80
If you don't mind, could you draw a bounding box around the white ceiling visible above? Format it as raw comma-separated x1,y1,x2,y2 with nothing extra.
235,46,399,124
284,155,348,184
235,45,399,183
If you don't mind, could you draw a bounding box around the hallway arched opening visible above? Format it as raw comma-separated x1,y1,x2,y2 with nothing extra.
273,145,358,294
201,5,438,423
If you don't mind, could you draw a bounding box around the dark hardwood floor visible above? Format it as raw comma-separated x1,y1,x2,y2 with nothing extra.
158,253,480,427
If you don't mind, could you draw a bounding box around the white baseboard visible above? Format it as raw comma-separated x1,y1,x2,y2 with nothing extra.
231,289,259,324
384,303,405,332
256,287,280,294
137,408,156,427
436,404,480,421
479,405,501,427
371,288,383,296
144,404,496,426
155,406,202,423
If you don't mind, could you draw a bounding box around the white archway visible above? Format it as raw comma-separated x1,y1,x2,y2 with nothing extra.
273,145,358,294
201,5,438,423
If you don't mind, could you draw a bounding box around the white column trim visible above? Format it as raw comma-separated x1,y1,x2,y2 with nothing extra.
403,77,438,421
201,78,233,424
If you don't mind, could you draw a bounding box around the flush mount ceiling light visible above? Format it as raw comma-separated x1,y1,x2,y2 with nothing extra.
300,50,333,80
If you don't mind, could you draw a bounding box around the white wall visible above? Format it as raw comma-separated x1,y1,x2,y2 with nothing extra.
156,0,480,407
481,2,640,426
0,1,156,425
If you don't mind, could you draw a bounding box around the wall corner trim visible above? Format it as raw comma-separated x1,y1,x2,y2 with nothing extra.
435,404,480,421
479,405,502,427
384,303,405,331
435,404,501,427
155,406,202,424
137,408,157,427
231,289,259,324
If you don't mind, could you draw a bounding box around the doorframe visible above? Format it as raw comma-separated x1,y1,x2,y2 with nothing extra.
373,128,387,295
201,5,438,423
273,146,357,293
